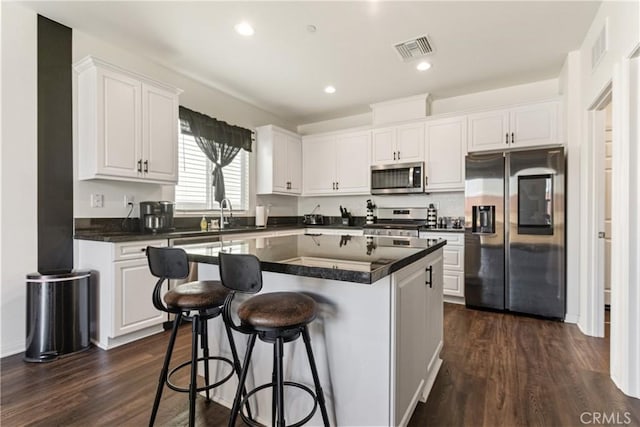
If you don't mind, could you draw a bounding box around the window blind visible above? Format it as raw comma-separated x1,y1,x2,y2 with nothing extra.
175,132,249,211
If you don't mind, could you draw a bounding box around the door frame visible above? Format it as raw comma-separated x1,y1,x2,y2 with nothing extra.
583,42,640,398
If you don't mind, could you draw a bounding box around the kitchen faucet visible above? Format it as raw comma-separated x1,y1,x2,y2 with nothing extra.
220,198,232,229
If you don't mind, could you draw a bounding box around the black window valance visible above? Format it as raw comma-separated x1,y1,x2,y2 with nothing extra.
178,106,253,203
179,106,253,152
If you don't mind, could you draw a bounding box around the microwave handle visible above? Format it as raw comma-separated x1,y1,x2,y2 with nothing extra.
408,167,414,188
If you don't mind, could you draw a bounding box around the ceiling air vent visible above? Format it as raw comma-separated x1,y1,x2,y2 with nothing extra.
591,19,608,71
394,35,434,61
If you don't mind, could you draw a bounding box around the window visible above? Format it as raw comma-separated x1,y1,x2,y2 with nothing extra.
175,131,249,211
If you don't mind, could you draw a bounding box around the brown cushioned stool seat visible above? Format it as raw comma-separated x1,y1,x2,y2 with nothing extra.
238,292,317,330
164,280,230,310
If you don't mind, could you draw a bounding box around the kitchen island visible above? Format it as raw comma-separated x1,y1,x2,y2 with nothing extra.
177,234,445,427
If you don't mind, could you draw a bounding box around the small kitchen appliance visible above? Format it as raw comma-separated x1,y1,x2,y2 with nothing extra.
303,204,324,225
140,201,175,233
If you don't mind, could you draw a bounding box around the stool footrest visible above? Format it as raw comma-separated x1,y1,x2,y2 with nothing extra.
239,381,319,427
166,356,234,394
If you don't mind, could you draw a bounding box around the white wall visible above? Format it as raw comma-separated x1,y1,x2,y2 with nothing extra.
1,2,38,357
559,51,582,324
571,0,640,397
430,79,560,115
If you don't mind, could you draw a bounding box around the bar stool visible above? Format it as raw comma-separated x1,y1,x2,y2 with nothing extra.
146,246,251,427
218,251,330,427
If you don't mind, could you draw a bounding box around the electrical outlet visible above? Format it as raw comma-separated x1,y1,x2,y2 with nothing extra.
91,193,104,208
124,195,134,208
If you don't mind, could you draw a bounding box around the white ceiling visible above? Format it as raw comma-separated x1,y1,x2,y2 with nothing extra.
24,1,600,125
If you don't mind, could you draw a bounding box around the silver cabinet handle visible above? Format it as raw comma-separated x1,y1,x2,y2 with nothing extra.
143,160,149,173
336,182,339,190
137,159,142,173
332,182,335,190
393,151,396,160
511,132,515,144
505,133,509,144
397,151,400,159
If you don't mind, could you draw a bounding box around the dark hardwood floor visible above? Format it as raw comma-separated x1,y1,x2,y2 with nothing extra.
2,304,638,426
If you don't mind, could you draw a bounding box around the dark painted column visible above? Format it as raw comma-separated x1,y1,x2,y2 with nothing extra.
37,16,73,273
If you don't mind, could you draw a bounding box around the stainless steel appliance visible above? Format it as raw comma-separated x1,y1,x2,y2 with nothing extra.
371,162,424,194
140,201,175,233
363,207,428,237
465,148,565,319
303,204,324,225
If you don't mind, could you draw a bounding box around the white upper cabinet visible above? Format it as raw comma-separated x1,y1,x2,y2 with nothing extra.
424,116,466,191
74,56,181,184
372,122,424,165
256,125,302,195
467,100,560,152
303,130,371,195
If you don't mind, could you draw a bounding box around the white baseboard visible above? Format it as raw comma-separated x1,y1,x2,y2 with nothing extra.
564,313,579,324
1,340,25,358
443,295,465,305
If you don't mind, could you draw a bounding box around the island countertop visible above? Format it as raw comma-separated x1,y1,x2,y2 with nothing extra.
176,233,446,284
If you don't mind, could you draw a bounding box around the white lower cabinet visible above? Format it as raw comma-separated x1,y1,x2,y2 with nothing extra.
420,232,465,299
77,238,167,349
393,250,443,426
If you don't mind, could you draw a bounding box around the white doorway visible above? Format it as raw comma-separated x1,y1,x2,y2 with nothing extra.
603,103,612,335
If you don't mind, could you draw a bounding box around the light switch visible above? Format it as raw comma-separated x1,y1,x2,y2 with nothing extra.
91,193,104,208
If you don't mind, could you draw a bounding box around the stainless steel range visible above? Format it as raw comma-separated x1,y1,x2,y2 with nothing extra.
362,207,428,237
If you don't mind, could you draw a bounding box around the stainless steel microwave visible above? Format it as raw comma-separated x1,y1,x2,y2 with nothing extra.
370,162,424,194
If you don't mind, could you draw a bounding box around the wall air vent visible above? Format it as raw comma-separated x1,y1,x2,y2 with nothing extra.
394,35,434,61
591,19,608,71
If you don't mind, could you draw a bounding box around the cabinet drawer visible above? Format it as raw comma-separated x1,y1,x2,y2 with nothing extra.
443,247,464,271
114,239,167,261
420,232,464,246
443,270,464,298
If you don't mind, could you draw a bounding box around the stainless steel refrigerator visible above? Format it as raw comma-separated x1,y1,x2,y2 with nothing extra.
464,148,565,319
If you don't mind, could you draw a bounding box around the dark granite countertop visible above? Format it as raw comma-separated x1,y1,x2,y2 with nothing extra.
74,224,365,243
177,234,446,284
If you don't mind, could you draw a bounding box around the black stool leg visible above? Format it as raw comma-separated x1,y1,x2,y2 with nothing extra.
302,326,330,427
275,337,285,427
150,312,182,427
272,343,278,427
228,333,257,427
224,321,253,420
189,315,199,427
200,316,211,401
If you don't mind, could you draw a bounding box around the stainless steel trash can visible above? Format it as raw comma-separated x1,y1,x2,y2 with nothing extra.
24,270,91,362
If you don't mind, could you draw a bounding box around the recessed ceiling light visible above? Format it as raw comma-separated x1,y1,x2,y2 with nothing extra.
324,85,336,94
307,25,317,33
416,61,431,71
234,22,254,36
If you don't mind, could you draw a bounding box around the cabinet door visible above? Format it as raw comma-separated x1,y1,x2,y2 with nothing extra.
335,131,371,194
287,134,302,194
425,117,466,191
371,128,396,165
272,131,289,192
509,101,559,148
425,253,444,365
394,261,428,426
443,271,465,298
113,258,164,337
142,84,179,183
395,122,424,163
302,135,336,195
467,109,510,152
97,69,141,178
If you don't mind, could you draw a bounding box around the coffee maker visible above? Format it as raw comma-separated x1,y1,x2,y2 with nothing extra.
140,201,175,233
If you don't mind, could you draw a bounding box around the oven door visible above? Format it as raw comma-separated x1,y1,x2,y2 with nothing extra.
371,162,424,194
